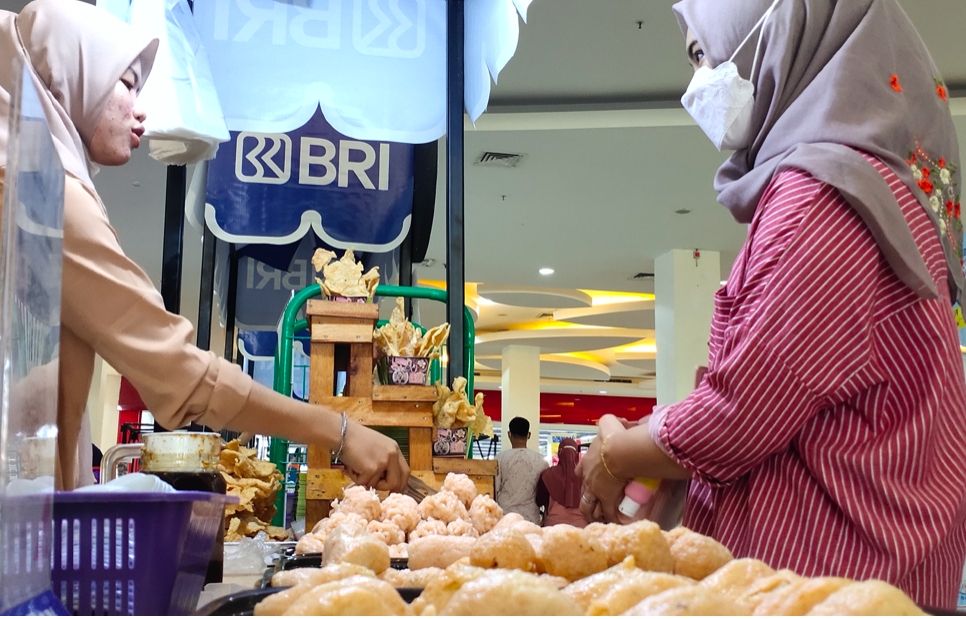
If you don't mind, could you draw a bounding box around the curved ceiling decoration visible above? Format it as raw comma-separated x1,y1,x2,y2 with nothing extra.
475,326,651,355
476,285,593,309
476,353,611,381
554,299,655,329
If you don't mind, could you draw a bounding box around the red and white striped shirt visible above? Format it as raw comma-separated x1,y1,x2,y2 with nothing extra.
655,155,966,608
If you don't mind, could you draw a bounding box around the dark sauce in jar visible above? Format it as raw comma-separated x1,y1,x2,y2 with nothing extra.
154,470,227,585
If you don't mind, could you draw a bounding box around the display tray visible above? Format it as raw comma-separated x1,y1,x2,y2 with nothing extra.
198,586,424,615
284,553,408,570
197,585,960,616
260,553,409,588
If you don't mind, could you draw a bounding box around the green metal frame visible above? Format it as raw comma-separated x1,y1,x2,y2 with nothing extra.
272,284,475,397
270,284,478,525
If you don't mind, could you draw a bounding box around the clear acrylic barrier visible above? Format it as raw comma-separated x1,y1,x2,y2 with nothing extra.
0,59,65,612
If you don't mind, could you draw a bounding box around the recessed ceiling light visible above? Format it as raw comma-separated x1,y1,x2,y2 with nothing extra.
538,267,555,276
599,390,608,394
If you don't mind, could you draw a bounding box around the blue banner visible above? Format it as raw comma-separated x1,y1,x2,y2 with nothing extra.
204,107,414,250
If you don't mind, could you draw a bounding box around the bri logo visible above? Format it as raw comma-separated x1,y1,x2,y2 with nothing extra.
235,133,292,184
212,0,427,58
235,131,392,190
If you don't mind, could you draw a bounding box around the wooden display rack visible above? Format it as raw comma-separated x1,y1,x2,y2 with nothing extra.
304,299,496,529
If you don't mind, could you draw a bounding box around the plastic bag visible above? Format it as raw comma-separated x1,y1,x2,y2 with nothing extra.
74,472,175,493
223,532,276,575
123,0,229,163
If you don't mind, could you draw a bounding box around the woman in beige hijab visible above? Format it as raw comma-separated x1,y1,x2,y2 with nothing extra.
0,0,409,491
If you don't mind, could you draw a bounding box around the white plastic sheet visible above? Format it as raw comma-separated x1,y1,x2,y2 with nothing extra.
98,0,230,164
99,0,533,145
191,0,532,141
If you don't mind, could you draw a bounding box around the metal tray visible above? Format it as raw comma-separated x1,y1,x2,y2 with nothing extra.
197,586,423,615
197,586,961,616
259,552,409,588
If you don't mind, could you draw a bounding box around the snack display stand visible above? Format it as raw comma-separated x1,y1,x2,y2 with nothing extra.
273,284,496,531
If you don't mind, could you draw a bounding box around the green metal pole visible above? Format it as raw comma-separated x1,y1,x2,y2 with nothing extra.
270,284,321,525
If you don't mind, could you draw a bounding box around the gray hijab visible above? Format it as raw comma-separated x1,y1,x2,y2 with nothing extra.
673,0,963,306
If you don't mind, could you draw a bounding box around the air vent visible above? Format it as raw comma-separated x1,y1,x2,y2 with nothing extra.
474,151,525,168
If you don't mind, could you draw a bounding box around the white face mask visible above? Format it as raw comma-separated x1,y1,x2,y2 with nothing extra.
681,0,782,151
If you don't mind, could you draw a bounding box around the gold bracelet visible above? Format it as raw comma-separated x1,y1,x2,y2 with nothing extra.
599,438,621,481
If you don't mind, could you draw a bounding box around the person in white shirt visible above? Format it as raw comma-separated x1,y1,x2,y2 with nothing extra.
495,417,548,524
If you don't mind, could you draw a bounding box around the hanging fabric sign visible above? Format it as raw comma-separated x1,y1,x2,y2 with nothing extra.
190,0,533,141
204,108,414,250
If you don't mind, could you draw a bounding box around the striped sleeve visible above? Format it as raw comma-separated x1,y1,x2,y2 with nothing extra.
659,173,884,485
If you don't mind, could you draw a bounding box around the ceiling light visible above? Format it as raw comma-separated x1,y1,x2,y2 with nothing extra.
674,208,692,215
599,390,608,394
538,267,555,276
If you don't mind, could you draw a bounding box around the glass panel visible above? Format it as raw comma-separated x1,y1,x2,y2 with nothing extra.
0,59,65,610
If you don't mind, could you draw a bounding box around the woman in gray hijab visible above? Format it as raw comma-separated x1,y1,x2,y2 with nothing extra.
578,0,965,609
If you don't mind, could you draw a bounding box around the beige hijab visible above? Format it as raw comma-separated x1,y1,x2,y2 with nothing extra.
0,0,158,196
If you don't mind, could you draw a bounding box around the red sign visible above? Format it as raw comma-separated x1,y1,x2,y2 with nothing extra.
478,391,656,427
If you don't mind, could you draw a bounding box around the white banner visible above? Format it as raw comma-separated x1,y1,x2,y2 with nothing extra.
191,0,532,141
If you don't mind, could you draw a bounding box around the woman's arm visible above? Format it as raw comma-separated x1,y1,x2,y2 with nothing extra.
61,178,408,490
603,423,690,480
231,382,409,490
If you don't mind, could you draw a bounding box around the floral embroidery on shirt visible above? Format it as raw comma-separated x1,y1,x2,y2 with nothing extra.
890,73,903,93
934,78,949,103
908,146,962,271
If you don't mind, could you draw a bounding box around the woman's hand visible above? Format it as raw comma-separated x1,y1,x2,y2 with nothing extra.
339,421,410,492
576,414,629,523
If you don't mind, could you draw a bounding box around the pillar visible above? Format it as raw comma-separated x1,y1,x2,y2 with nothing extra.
86,355,122,451
655,249,720,405
500,345,541,452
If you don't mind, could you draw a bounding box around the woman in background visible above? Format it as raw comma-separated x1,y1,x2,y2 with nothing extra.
536,438,587,527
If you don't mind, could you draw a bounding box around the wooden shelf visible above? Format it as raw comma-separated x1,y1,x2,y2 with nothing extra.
306,299,380,320
433,458,497,477
302,302,496,527
372,385,438,402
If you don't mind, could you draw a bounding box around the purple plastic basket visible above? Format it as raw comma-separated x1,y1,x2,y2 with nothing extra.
51,491,234,616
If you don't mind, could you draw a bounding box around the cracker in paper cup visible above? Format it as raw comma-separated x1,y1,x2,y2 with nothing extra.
377,355,431,385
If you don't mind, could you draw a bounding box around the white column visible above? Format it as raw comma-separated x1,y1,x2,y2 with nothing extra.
500,345,541,452
86,355,122,451
655,249,720,406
